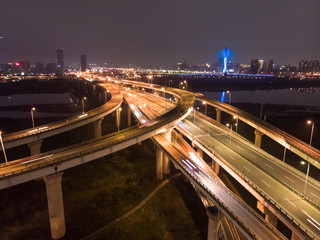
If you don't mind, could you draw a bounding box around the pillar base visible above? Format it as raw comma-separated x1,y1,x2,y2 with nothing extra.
43,172,66,240
207,206,219,240
215,108,222,123
156,149,163,180
214,161,220,175
163,155,170,175
257,201,278,227
93,118,104,138
127,107,132,127
254,130,264,148
27,140,43,156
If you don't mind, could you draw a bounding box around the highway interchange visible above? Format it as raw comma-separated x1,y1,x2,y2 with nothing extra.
0,78,320,239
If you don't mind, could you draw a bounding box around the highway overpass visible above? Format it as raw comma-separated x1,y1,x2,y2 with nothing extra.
1,78,320,239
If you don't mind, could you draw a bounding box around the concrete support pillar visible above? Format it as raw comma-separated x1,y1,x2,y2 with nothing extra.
163,129,172,175
207,207,219,240
91,85,97,99
163,155,170,175
43,172,66,240
215,108,222,123
265,208,278,227
27,140,43,156
116,108,121,130
156,148,164,180
93,118,104,138
127,106,132,127
214,161,220,175
257,201,278,227
291,232,303,240
104,92,108,102
197,148,203,158
254,130,264,148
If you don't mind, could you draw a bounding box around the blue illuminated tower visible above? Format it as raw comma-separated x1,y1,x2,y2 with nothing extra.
218,47,233,73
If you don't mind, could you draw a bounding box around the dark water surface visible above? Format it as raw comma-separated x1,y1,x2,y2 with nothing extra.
204,88,320,107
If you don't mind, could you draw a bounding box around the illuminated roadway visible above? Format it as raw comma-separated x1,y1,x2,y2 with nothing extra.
177,114,320,240
120,82,320,240
1,82,123,149
196,95,320,167
122,87,286,240
1,79,319,239
0,84,193,189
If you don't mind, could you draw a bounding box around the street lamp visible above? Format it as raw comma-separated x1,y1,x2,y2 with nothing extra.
226,91,231,105
82,97,87,114
226,123,234,144
233,115,239,132
184,80,188,91
31,107,36,128
202,101,207,116
307,120,315,146
0,131,8,164
106,90,110,101
301,160,318,195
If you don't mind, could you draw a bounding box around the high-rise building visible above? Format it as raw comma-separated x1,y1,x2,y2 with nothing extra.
178,61,188,71
250,59,259,74
56,48,64,72
46,63,57,74
34,63,45,74
81,55,87,72
258,60,264,70
19,60,30,74
267,60,274,73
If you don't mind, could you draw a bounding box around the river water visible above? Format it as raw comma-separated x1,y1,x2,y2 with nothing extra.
203,88,320,107
0,93,77,118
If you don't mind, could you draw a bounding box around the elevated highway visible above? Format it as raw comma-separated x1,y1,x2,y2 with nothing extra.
177,113,320,240
196,95,320,167
1,83,122,152
122,87,286,240
0,83,193,239
1,78,319,239
120,81,320,239
0,85,192,189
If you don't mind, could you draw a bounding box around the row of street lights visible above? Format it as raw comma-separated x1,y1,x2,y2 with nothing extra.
1,96,89,164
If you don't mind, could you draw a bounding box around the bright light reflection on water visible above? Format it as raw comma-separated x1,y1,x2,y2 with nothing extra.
204,88,320,106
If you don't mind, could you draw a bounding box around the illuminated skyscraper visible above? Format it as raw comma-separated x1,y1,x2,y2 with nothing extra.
81,55,87,72
258,60,264,70
56,48,64,71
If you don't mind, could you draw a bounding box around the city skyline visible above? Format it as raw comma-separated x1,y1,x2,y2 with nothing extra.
0,0,319,66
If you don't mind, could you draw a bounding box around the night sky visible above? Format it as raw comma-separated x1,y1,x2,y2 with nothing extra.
0,0,319,66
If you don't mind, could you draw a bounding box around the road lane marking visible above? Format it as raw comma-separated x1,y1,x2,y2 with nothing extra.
285,198,297,207
243,166,251,172
285,176,295,183
265,164,273,169
228,155,235,160
302,210,320,230
217,146,222,150
249,153,257,159
311,192,320,200
307,219,320,231
261,179,270,187
236,146,242,150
